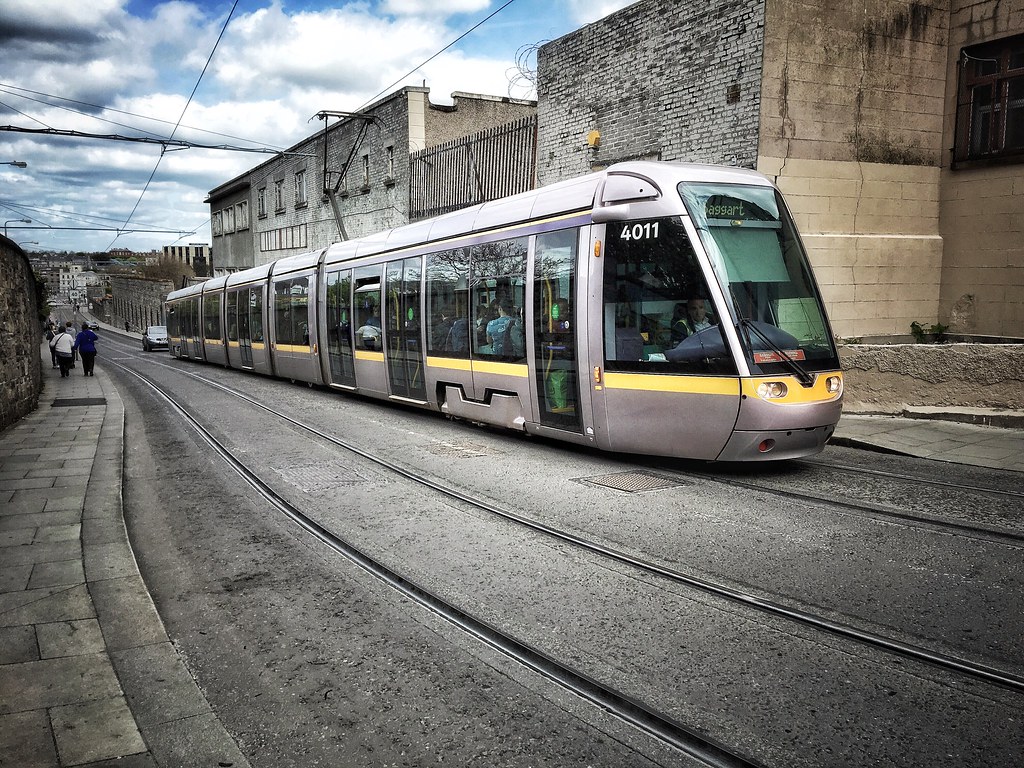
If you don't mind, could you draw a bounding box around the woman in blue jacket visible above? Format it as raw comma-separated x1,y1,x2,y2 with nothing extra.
73,322,99,377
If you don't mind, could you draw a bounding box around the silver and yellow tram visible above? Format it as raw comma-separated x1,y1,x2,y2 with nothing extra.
167,161,843,461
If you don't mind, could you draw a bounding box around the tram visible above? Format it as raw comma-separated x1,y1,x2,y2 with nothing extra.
167,161,843,461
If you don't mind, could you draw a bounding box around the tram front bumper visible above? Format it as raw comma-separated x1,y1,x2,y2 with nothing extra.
716,424,836,462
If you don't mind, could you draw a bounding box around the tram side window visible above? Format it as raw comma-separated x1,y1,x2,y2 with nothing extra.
326,270,353,350
204,294,221,341
226,292,238,341
353,267,382,351
602,217,735,375
167,306,177,337
249,287,263,343
470,237,527,360
426,248,470,358
274,276,310,346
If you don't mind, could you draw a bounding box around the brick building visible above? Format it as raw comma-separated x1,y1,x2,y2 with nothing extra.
207,86,536,272
537,0,1024,341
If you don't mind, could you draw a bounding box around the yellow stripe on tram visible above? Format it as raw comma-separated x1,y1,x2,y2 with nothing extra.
354,350,385,362
603,372,740,396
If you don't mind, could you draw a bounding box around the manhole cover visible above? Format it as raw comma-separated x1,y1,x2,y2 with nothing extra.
272,463,369,493
52,398,107,407
581,471,685,493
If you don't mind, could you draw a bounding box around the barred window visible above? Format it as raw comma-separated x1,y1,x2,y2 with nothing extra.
954,34,1024,167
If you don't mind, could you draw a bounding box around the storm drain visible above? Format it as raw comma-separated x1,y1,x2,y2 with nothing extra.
427,441,493,458
580,470,686,493
272,463,369,493
52,398,107,407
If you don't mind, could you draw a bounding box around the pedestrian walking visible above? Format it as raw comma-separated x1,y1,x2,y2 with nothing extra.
74,321,99,377
50,324,75,378
45,321,58,368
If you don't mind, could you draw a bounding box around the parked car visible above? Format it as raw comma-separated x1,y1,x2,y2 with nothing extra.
142,325,168,352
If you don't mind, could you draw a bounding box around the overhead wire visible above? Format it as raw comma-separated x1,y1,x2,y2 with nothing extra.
0,81,285,150
107,0,240,249
356,0,520,112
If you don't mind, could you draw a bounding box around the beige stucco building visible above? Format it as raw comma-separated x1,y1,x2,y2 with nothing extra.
538,0,1023,341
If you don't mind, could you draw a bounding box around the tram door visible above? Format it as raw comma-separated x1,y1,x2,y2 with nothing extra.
384,257,426,401
237,286,259,368
324,269,356,387
533,230,582,431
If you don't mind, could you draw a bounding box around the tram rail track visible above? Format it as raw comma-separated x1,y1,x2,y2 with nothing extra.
795,456,1024,500
661,465,1024,548
114,358,1024,700
111,358,761,768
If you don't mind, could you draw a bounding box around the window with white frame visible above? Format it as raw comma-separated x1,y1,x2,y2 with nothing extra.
237,200,249,230
212,210,223,236
257,187,267,218
295,169,307,207
361,154,370,188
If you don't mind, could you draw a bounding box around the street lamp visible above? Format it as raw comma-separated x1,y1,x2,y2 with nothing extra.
1,161,27,168
4,218,31,236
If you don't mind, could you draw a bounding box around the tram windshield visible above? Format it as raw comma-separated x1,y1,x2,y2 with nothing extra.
679,182,840,375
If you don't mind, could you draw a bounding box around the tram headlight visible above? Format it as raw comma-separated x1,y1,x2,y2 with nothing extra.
756,381,788,400
825,375,843,395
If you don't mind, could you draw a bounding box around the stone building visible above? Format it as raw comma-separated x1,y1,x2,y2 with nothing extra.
536,0,1024,341
207,86,537,272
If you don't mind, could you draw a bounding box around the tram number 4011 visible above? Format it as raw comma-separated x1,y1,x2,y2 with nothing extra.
618,222,660,240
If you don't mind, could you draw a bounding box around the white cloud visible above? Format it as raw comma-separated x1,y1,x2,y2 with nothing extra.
566,0,639,25
380,0,490,15
0,0,588,253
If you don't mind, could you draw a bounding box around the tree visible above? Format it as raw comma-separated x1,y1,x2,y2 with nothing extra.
144,256,195,284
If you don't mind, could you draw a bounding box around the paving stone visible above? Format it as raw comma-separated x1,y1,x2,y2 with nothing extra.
51,695,147,766
37,618,106,659
0,624,39,664
0,709,58,768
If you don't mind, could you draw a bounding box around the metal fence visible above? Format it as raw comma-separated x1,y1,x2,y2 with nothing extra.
408,116,537,221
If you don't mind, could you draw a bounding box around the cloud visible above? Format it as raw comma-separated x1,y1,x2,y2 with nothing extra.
566,0,639,25
380,0,490,15
0,0,598,253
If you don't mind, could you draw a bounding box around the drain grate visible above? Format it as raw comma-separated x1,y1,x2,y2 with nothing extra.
272,462,369,493
427,441,493,458
52,398,107,407
581,470,685,493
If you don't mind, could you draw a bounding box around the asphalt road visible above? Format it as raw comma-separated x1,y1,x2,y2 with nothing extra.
101,337,1024,768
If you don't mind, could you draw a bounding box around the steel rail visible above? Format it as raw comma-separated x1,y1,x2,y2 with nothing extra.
112,360,761,768
124,359,1024,696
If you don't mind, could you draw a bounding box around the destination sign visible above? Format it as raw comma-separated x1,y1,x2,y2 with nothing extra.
705,195,773,222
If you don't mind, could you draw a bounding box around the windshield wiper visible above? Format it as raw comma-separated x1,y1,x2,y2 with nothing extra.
739,318,814,386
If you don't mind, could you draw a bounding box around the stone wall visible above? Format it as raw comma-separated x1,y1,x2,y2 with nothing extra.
840,343,1024,411
536,0,765,184
0,237,42,431
108,276,174,332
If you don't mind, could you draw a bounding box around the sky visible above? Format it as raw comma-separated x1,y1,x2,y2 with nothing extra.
0,0,638,255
